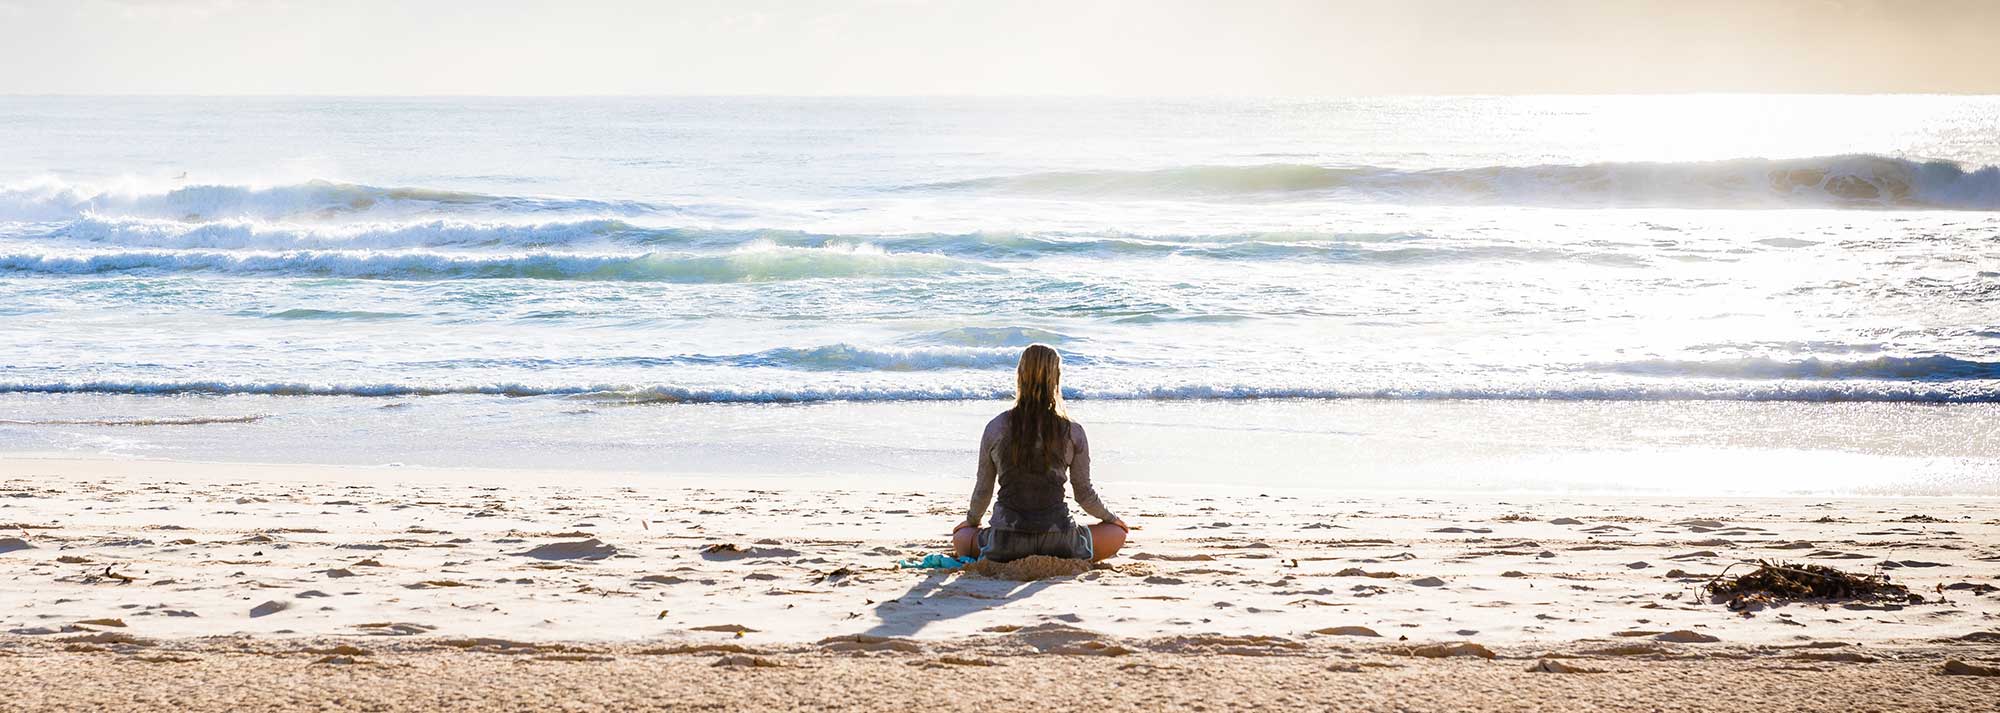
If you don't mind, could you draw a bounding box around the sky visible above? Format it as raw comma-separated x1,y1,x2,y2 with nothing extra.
2,0,1997,95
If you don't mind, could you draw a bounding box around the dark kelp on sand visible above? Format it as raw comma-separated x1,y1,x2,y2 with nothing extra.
1706,560,1916,610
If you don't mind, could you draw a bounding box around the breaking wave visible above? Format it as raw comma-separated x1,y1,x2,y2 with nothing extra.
392,345,1060,372
5,364,1995,403
925,154,2000,209
34,217,1429,255
3,223,1652,266
1587,355,2000,381
0,245,987,282
0,178,665,222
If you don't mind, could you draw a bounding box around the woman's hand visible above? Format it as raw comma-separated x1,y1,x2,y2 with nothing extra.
1102,517,1133,533
952,520,979,535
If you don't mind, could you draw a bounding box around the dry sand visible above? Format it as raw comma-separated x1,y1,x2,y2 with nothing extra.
2,456,1997,711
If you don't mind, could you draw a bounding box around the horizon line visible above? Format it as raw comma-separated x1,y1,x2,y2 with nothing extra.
5,91,1999,100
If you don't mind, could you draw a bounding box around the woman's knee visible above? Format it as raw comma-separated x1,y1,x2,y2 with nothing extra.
952,526,979,557
1089,523,1126,561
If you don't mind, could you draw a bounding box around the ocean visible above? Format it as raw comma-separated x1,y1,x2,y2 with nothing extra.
2,95,1996,494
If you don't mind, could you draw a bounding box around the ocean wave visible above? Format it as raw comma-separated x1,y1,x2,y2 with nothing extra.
0,245,987,282
4,376,1994,403
922,155,2000,209
40,217,1416,255
394,345,1056,372
1588,355,2000,381
51,215,649,249
0,415,266,426
733,344,1024,371
0,178,665,222
910,326,1074,347
13,220,1643,266
251,308,418,321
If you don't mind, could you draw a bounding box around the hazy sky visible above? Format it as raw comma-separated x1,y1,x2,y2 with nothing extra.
3,0,1997,95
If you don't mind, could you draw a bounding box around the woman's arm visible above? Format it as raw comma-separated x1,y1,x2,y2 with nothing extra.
1068,422,1120,524
962,416,1002,528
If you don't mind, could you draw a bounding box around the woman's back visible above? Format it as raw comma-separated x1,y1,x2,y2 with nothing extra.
985,413,1078,528
972,411,1114,533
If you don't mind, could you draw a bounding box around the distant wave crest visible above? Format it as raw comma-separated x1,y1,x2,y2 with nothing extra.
1588,355,2000,381
43,217,1422,255
423,345,1055,372
10,220,1653,266
923,154,2000,209
0,245,987,282
0,178,665,222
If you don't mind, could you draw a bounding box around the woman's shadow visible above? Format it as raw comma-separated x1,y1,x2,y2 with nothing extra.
859,568,1062,639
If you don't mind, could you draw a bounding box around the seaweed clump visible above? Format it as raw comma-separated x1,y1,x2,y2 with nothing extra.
1706,560,1913,610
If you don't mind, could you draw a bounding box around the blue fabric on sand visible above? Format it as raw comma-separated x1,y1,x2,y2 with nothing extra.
897,554,978,569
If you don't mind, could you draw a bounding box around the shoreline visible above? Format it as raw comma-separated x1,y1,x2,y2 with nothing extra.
14,452,2000,499
7,394,1999,497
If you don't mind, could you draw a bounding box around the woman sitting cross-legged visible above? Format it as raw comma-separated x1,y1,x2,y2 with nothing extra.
952,344,1129,562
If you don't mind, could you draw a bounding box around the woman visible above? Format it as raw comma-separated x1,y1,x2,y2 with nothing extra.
952,344,1129,562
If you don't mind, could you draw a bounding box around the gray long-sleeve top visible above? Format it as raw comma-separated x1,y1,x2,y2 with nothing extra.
965,412,1117,526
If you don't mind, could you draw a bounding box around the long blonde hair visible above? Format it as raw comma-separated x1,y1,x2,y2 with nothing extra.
1004,344,1070,472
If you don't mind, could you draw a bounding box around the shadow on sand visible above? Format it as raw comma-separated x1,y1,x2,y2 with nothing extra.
859,569,1060,639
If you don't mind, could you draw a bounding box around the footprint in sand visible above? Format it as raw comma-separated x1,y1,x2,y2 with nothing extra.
1314,626,1381,637
513,539,619,560
698,543,801,561
1654,630,1719,643
1405,642,1493,659
1334,568,1399,579
1944,660,2000,676
691,624,758,634
712,655,783,667
1528,659,1603,673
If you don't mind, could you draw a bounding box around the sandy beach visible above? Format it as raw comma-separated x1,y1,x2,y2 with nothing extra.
3,456,1995,711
